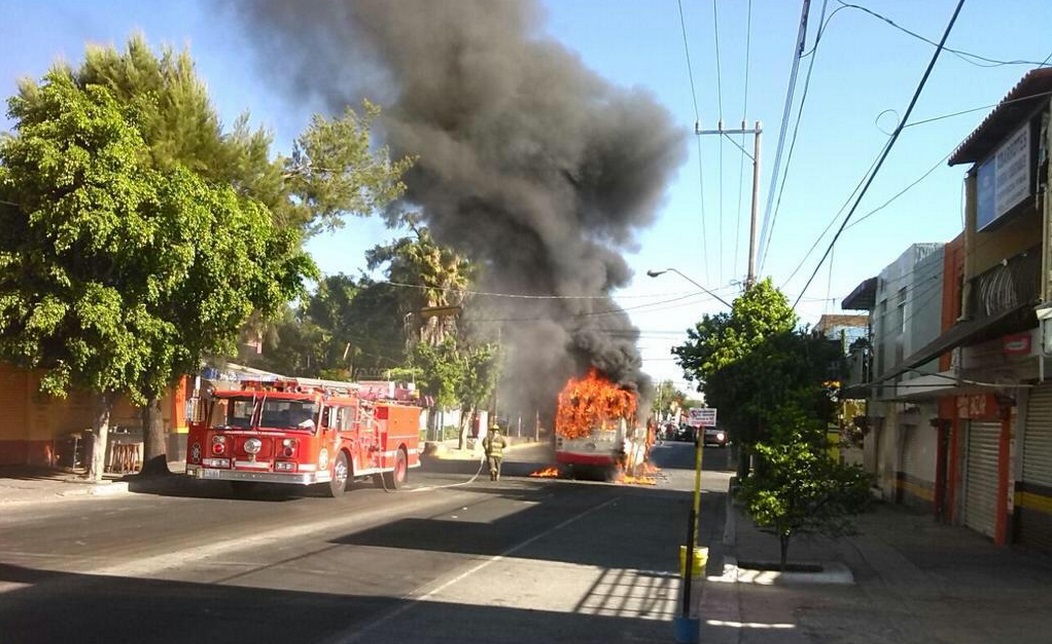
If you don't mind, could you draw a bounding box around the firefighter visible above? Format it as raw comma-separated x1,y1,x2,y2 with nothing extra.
483,424,506,481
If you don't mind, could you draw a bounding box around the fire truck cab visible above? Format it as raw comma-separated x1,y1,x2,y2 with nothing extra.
185,378,421,497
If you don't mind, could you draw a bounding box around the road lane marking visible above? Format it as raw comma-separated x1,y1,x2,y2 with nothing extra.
322,495,622,644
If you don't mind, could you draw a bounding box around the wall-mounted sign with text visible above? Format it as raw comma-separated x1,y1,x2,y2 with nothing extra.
976,121,1031,231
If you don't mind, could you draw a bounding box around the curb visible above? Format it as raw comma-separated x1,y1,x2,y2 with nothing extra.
712,556,854,585
722,492,736,547
85,481,130,496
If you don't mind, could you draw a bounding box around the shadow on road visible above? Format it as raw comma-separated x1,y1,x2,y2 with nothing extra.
0,561,749,644
331,483,728,572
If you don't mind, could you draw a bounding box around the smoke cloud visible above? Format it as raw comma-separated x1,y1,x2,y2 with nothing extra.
231,0,687,414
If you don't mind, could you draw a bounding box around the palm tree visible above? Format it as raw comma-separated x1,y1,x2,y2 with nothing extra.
366,217,474,347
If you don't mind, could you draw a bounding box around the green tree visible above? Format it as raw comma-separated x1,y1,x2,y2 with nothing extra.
0,70,313,478
738,405,872,570
391,338,500,448
673,279,798,474
453,343,501,448
1,35,411,475
251,275,407,379
249,306,329,377
366,219,474,346
284,102,414,236
28,34,413,236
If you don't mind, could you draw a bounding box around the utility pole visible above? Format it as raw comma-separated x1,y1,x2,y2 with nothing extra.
695,120,763,289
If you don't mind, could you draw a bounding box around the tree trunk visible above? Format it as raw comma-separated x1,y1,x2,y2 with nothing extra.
457,406,475,450
139,395,171,476
87,394,113,482
736,442,751,481
779,533,790,572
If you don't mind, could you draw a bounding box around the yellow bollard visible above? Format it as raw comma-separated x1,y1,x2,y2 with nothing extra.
678,545,708,577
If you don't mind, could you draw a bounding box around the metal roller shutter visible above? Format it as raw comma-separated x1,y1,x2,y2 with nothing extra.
964,420,1000,538
1024,386,1052,487
1020,385,1052,551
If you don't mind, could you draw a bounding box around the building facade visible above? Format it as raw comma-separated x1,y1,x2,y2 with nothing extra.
843,69,1052,551
0,364,188,471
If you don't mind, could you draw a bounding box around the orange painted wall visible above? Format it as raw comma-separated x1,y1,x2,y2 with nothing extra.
0,364,186,466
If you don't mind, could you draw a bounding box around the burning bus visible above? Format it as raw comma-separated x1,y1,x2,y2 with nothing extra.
185,378,421,497
553,368,649,479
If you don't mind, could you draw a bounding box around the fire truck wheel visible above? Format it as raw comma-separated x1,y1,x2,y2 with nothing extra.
379,448,408,490
324,451,350,497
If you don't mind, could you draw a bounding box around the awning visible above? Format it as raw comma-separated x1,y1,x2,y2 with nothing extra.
842,277,877,312
878,303,1036,384
878,370,1001,402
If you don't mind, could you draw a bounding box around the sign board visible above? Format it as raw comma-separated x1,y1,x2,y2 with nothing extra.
977,122,1031,231
686,407,717,428
1003,332,1033,356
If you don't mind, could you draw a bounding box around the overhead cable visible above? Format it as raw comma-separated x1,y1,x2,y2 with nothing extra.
835,0,1045,68
712,0,726,283
677,0,710,282
792,0,966,309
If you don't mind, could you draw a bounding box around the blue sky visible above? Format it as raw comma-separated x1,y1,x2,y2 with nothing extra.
2,0,1050,393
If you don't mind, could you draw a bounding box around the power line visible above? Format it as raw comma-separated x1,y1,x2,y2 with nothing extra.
678,0,710,282
904,89,1052,130
757,0,814,275
352,279,731,301
846,152,950,229
792,0,966,310
711,0,726,283
784,87,1052,284
781,146,883,287
835,0,1046,68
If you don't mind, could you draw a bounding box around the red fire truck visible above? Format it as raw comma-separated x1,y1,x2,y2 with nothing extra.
185,377,422,497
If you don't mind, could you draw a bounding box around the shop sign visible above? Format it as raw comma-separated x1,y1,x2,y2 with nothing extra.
957,393,1000,420
1002,333,1032,356
976,122,1031,231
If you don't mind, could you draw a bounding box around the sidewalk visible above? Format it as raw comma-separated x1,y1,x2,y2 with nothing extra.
702,495,1052,643
0,462,189,506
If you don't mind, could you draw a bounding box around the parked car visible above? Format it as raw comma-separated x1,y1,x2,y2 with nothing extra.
703,426,728,447
680,424,701,442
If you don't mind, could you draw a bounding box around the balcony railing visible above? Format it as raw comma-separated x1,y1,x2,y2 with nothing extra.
969,246,1041,319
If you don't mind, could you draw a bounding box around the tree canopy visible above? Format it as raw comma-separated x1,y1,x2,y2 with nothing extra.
0,35,412,475
0,67,312,401
672,279,871,565
673,279,801,447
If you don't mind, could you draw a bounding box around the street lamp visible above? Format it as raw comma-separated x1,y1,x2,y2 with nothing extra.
646,268,734,309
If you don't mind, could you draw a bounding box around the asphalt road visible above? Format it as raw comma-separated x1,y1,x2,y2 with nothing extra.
0,440,734,644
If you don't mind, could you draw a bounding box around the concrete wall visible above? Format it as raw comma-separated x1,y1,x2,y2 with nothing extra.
0,364,186,467
872,243,942,382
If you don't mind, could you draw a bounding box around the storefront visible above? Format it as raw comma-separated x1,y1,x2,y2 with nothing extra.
1017,383,1052,552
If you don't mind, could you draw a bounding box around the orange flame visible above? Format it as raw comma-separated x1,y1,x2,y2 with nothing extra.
556,368,637,439
530,466,560,478
621,475,657,486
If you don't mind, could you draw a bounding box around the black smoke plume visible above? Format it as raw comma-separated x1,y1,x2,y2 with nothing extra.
231,0,687,414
